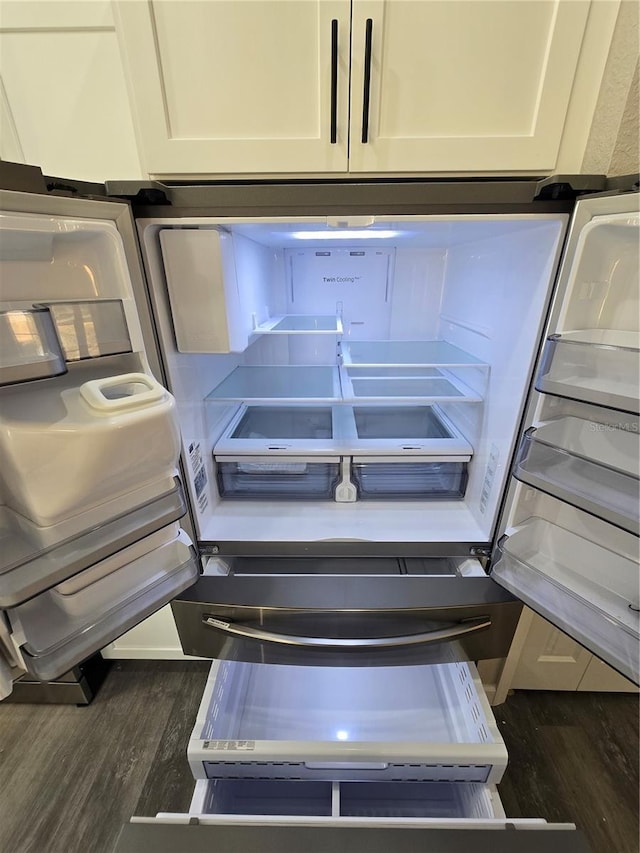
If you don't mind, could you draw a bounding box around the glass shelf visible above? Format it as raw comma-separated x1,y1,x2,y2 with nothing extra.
340,366,483,404
514,418,639,535
341,340,488,368
206,366,342,403
253,315,343,335
493,517,639,684
536,329,640,414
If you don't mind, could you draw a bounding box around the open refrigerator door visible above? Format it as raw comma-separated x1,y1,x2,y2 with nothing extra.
491,191,640,685
0,188,199,695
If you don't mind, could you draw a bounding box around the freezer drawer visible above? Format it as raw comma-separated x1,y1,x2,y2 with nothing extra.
6,525,198,681
114,820,590,852
187,659,507,784
191,777,502,820
171,573,521,667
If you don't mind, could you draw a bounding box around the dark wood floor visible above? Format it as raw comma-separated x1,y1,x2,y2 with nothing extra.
0,661,637,853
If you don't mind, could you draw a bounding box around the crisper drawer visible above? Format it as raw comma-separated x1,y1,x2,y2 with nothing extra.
6,524,198,681
188,660,507,785
215,456,340,500
351,458,468,500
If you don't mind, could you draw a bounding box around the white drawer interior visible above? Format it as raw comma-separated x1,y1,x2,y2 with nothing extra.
188,660,507,784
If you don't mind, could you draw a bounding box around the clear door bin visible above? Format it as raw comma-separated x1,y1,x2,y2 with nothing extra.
351,460,468,500
7,527,197,682
188,660,507,784
0,373,181,526
536,329,640,413
0,478,187,607
0,308,66,385
514,419,639,534
38,300,132,361
216,458,340,500
493,518,639,684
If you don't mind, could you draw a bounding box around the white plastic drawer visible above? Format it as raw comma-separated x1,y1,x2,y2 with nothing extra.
188,660,507,785
7,525,198,681
186,778,504,823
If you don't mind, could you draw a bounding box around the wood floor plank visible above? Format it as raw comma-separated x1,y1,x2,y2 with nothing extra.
496,690,640,853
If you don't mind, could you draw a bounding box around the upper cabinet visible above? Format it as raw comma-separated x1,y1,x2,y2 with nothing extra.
0,1,142,182
113,0,619,177
113,0,351,176
348,0,591,173
0,1,623,178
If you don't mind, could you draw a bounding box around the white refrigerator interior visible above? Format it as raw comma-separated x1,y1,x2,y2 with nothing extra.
140,215,567,547
0,204,198,696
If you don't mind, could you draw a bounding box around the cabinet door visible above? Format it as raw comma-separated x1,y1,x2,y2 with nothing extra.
0,0,141,181
114,1,350,176
349,0,590,173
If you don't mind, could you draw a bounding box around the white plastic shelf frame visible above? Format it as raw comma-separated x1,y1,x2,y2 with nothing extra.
253,315,343,335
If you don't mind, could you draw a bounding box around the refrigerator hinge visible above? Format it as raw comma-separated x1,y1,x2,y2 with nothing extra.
534,174,607,200
470,546,491,558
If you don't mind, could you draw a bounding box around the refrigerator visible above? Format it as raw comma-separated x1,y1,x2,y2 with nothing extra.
0,164,637,852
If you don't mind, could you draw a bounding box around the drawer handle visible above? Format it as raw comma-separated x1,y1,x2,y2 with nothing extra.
201,616,491,648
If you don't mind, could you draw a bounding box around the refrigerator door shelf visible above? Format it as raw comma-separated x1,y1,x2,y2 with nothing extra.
8,528,198,682
514,419,639,534
187,659,507,785
0,307,67,386
0,477,187,607
536,329,640,413
492,515,639,684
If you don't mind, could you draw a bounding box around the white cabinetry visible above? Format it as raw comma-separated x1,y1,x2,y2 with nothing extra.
0,1,142,182
498,609,639,695
114,0,619,177
113,0,351,176
349,0,592,173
